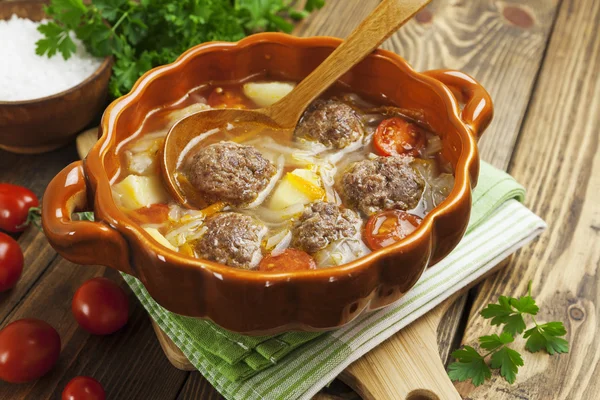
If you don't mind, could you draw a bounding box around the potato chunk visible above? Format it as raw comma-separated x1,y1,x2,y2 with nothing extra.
268,169,324,210
112,175,168,210
243,82,295,107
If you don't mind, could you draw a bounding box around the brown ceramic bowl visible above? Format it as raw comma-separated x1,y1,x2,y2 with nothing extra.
42,33,493,335
0,0,112,154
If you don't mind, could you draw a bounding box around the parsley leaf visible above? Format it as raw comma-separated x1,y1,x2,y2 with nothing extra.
305,0,326,12
490,347,524,384
448,346,491,387
449,282,569,387
524,322,569,355
95,0,129,21
479,332,514,351
36,0,326,97
36,22,76,59
510,295,539,315
480,294,538,336
44,0,87,28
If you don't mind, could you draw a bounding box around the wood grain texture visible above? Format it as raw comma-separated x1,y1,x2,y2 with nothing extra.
0,258,189,399
456,0,600,398
294,0,563,370
1,0,591,398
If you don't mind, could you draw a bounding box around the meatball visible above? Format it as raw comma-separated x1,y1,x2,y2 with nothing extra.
186,142,276,206
291,201,361,254
294,99,364,149
340,155,424,216
197,212,265,269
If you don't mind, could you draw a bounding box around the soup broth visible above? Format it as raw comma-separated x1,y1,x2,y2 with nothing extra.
111,76,454,272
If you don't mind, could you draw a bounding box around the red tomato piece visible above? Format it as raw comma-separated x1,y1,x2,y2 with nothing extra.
72,278,129,335
0,184,39,232
258,249,317,272
207,88,247,109
0,232,23,292
364,210,422,250
374,117,426,157
126,203,170,225
0,319,61,383
62,376,106,400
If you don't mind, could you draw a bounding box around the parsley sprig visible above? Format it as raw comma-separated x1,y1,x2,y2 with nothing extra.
448,283,569,386
36,0,325,97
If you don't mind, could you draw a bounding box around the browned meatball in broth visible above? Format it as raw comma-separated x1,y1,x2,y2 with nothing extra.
291,201,361,254
294,99,364,149
340,155,424,216
197,212,266,269
186,142,276,206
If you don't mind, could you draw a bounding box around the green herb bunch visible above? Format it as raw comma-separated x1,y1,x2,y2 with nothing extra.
36,0,325,97
448,283,569,386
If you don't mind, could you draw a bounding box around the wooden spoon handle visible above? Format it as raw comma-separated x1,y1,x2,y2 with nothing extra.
266,0,431,127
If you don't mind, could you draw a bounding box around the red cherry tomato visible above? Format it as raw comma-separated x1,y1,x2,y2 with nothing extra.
0,319,61,383
0,232,23,292
364,210,422,250
0,184,39,232
207,88,247,109
374,117,426,157
72,278,129,335
258,249,317,272
62,376,106,400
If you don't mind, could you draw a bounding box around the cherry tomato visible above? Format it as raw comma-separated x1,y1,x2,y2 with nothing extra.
126,203,170,225
374,117,426,157
72,278,129,335
0,184,39,232
0,319,61,383
207,87,247,109
364,210,422,250
258,249,317,272
0,232,23,292
62,376,106,400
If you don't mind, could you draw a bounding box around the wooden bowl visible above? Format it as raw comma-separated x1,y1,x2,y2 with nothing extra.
41,33,493,335
0,0,112,154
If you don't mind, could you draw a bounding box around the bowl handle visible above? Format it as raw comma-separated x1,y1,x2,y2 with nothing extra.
423,69,494,138
42,161,133,276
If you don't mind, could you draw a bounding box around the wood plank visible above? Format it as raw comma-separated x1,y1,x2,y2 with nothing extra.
0,0,565,398
0,145,78,201
296,0,562,366
296,0,560,170
176,0,563,397
0,257,189,399
456,0,600,397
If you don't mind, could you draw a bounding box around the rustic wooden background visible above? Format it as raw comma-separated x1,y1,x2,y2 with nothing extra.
0,0,598,399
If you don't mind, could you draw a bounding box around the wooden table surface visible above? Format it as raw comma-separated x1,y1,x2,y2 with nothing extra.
1,0,598,399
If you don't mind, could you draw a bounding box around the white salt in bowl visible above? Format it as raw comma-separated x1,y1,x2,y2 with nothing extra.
0,1,112,154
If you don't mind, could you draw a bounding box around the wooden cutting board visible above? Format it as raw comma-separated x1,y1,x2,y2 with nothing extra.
77,128,508,400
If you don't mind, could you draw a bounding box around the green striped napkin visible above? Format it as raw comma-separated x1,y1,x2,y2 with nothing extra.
122,161,546,400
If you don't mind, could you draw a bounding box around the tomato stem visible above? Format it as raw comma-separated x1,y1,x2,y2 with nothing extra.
18,207,42,232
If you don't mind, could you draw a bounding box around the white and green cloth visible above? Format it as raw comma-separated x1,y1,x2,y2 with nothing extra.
122,161,546,400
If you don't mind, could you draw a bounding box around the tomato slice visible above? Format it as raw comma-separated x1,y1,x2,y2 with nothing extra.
364,210,422,250
207,88,247,109
126,203,170,225
258,249,317,272
374,117,426,157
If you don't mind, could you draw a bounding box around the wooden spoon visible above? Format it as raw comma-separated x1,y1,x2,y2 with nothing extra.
162,0,431,208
